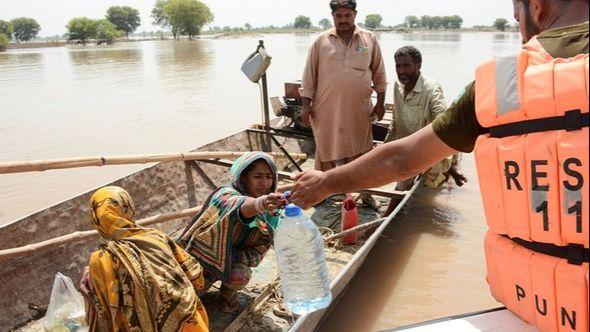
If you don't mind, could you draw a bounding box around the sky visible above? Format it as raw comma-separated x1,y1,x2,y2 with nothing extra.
3,0,516,37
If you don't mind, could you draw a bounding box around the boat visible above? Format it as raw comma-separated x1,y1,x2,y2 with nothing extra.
2,124,419,332
1,63,419,331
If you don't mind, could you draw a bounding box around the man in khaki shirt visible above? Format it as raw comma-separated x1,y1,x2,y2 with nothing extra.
300,0,387,173
383,46,467,215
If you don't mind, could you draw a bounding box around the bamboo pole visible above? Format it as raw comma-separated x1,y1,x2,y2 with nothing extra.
0,206,202,262
0,151,307,175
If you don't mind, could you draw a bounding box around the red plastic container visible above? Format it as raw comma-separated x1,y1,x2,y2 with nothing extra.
341,193,359,244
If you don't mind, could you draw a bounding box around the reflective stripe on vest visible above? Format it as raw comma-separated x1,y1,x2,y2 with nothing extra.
475,36,589,331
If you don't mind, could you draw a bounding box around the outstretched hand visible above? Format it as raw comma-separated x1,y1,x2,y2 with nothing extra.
265,193,289,215
290,170,331,209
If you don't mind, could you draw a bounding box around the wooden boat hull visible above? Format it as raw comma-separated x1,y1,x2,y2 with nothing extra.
1,125,415,332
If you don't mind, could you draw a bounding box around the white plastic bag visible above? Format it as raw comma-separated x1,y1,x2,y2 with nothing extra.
241,45,272,83
43,272,87,332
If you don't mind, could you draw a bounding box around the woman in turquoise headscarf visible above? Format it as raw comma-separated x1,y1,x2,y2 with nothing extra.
178,152,287,313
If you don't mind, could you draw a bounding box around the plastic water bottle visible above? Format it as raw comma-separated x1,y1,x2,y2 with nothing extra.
274,204,332,315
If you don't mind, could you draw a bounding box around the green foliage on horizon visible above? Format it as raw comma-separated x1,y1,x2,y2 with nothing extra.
493,18,509,31
95,19,123,44
106,6,141,37
66,18,97,44
152,0,214,40
10,17,41,41
66,17,121,45
0,33,8,51
318,18,332,30
404,15,420,29
365,14,383,30
407,15,463,30
294,15,312,29
0,20,13,40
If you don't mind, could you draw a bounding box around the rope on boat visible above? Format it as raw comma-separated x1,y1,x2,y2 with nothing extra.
0,151,307,174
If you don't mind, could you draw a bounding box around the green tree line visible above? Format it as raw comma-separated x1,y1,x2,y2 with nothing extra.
151,0,213,40
62,0,214,45
0,17,41,51
66,6,140,44
404,15,463,30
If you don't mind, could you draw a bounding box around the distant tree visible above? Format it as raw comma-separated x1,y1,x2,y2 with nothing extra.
440,15,463,29
152,0,171,32
95,19,122,44
294,15,312,29
10,17,41,41
430,16,442,29
364,14,383,30
357,22,365,29
420,15,431,29
66,17,98,45
494,18,509,31
153,0,213,40
106,6,141,38
0,33,8,51
318,18,332,29
404,15,420,29
441,16,452,29
0,20,13,40
449,15,463,29
244,23,252,30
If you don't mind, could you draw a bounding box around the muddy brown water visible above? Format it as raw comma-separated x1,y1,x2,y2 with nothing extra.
0,32,520,329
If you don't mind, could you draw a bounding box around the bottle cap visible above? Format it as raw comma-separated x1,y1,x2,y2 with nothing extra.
283,191,292,202
284,203,302,217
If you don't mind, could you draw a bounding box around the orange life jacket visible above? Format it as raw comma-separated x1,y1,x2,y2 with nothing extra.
474,36,589,332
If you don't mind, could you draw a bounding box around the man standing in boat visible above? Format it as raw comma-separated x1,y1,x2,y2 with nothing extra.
299,0,387,208
383,45,467,216
293,0,589,331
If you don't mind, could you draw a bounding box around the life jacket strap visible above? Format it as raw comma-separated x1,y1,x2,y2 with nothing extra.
489,109,589,138
506,235,590,265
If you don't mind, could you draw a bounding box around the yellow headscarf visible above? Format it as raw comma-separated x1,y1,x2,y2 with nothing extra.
88,186,208,332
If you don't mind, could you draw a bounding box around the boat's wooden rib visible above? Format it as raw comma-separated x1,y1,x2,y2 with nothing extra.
3,125,420,332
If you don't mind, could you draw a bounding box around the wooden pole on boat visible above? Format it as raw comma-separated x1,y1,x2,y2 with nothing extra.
0,151,307,174
0,206,202,261
258,40,271,132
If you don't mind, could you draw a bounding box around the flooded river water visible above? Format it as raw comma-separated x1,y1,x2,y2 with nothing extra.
0,31,521,330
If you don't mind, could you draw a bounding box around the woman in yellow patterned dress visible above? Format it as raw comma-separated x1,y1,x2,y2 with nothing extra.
84,186,209,332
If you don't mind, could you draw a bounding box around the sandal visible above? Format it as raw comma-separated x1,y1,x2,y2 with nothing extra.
219,295,240,313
